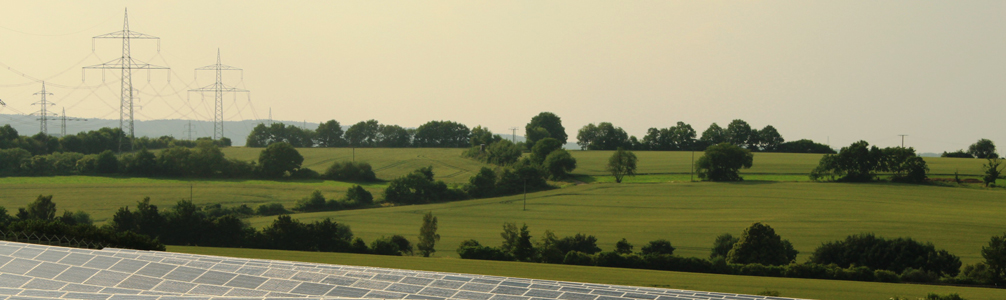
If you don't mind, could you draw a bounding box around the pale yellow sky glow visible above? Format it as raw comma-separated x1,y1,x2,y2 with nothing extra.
1,1,1004,152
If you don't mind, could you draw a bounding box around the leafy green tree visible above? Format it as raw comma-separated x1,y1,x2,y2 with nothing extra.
696,143,753,181
123,147,157,176
882,147,929,183
345,120,380,147
469,125,501,147
323,161,377,181
615,238,633,254
576,122,630,150
641,122,698,151
725,119,754,149
315,120,345,147
775,139,835,154
413,120,470,148
525,112,567,149
606,148,637,183
640,239,675,255
983,158,1004,187
258,142,303,178
95,150,119,174
726,222,797,266
982,232,1006,284
811,233,961,277
383,167,453,204
536,230,563,263
345,185,373,205
756,125,784,151
809,140,883,182
531,138,563,164
19,194,57,220
941,150,973,158
377,124,413,147
700,123,726,145
390,234,414,255
543,149,577,180
555,233,601,255
500,222,534,261
417,212,440,257
710,233,738,259
969,139,998,159
464,167,497,198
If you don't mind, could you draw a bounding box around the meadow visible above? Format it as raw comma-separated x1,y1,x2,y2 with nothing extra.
170,245,1006,300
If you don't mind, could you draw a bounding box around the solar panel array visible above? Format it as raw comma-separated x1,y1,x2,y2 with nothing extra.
0,241,802,300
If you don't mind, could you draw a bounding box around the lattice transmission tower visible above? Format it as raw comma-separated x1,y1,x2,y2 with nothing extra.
60,108,88,137
29,82,56,135
83,8,169,152
189,49,248,140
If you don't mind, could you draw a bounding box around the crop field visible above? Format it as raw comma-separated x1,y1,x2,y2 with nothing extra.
244,181,1006,265
169,245,1006,300
0,176,385,223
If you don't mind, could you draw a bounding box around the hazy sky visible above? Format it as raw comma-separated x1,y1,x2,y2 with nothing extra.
1,1,1004,152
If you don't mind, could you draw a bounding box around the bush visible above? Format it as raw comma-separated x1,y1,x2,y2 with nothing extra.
874,269,900,283
291,168,320,179
925,293,966,300
323,161,377,182
464,167,497,198
727,222,796,266
809,233,961,277
562,251,594,266
783,263,832,279
942,150,973,158
900,267,938,283
384,167,458,204
457,239,512,261
345,185,373,205
696,143,753,181
543,149,576,180
463,140,522,166
640,239,675,255
256,203,289,216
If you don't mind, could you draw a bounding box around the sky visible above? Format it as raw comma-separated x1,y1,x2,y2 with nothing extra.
0,1,1004,153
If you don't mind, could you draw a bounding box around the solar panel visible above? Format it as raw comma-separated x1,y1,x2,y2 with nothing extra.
10,247,44,259
60,283,104,293
365,290,409,299
135,263,176,278
223,275,268,289
0,258,41,275
62,291,113,300
24,262,69,279
151,281,196,294
58,253,96,266
162,266,206,282
419,286,458,298
325,286,370,298
191,271,236,286
255,279,299,293
53,266,100,283
223,287,268,297
83,256,122,270
186,284,230,296
33,250,69,262
82,270,131,287
19,289,67,298
115,276,162,290
287,282,333,295
0,273,30,287
525,289,563,298
21,278,68,291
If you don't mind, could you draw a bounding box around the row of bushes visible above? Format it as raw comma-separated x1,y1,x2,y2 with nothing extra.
0,125,228,156
0,195,163,250
811,141,929,183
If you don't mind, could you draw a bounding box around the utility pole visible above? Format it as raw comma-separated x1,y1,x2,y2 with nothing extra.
29,82,56,135
189,49,248,140
184,121,195,140
690,151,695,182
268,107,272,126
898,134,908,148
509,127,517,143
60,108,88,137
84,9,169,153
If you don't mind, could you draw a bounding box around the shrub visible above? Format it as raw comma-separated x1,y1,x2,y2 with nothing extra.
345,185,373,205
256,203,289,216
464,167,497,198
696,143,753,181
463,140,522,166
371,236,403,255
457,239,512,261
543,149,577,180
563,251,594,266
640,239,675,256
925,293,966,300
900,267,938,283
783,263,831,279
809,233,961,277
323,161,377,182
727,223,796,266
942,150,973,158
384,167,456,205
874,269,900,283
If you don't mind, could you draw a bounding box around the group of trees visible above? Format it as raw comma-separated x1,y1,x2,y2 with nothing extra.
382,163,552,205
942,139,999,159
247,119,475,148
575,119,834,154
455,222,980,286
810,141,929,183
0,125,228,156
0,195,163,250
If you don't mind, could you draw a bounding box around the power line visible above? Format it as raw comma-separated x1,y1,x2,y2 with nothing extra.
184,120,195,140
60,107,88,137
189,49,248,140
83,8,170,152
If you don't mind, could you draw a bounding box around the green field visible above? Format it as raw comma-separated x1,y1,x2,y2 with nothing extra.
169,245,1006,300
243,181,1006,265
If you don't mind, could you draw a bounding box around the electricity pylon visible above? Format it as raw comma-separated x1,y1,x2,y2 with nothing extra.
60,108,88,137
83,8,169,152
189,49,248,140
29,82,56,135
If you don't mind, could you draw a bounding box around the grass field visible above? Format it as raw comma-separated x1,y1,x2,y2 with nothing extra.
242,181,1006,265
169,245,1006,300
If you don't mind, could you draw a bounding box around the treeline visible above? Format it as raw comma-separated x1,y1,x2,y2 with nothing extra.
811,141,929,183
455,222,1006,287
576,118,834,153
0,125,229,156
247,120,476,148
0,195,163,250
108,197,418,256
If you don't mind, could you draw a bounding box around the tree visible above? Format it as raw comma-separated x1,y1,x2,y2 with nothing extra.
696,143,753,181
700,123,726,145
417,212,440,257
413,120,470,148
19,194,57,220
983,158,1005,187
531,138,563,164
500,222,534,261
775,139,835,154
606,148,637,183
710,233,738,259
345,185,373,205
726,222,797,266
258,142,304,178
756,125,784,151
315,120,345,147
95,150,119,174
982,232,1006,284
464,167,497,198
969,139,998,159
725,119,754,149
376,124,412,147
615,238,633,254
543,150,577,180
470,125,501,147
525,112,567,149
576,122,629,150
640,240,675,255
345,120,380,147
809,140,883,182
